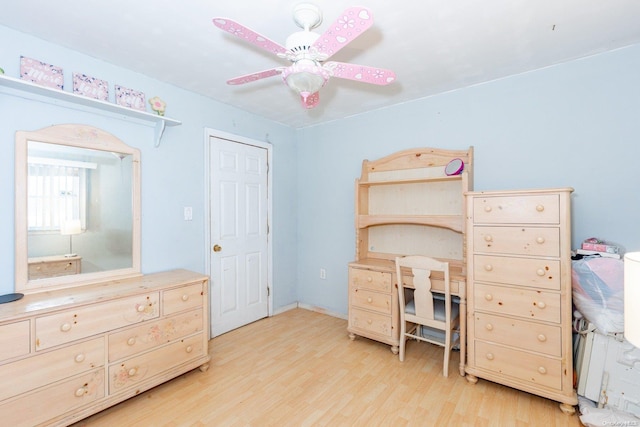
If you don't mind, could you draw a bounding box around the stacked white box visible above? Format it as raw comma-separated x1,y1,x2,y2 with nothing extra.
575,324,640,417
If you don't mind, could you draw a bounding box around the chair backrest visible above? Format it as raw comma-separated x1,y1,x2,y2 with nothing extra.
395,255,451,323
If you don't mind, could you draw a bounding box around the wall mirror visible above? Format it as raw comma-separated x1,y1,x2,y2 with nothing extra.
15,124,141,293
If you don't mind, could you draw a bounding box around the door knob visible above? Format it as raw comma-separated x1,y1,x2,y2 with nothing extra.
213,244,222,252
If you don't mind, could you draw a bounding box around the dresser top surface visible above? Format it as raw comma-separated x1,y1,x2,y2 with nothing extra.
0,269,209,322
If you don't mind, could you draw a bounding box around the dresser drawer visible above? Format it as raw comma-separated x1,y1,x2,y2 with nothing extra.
108,309,203,362
349,268,392,293
163,282,204,316
351,288,392,315
109,333,204,393
28,257,81,280
474,283,560,323
36,292,160,350
473,226,560,257
474,341,562,390
349,307,393,338
472,194,560,224
0,337,104,401
0,320,30,362
474,312,561,357
0,369,104,427
473,255,560,290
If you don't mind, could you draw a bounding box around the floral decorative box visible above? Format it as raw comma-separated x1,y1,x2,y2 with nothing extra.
20,56,64,90
73,72,108,101
114,85,146,111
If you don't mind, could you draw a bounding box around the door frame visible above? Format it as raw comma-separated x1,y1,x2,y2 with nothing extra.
203,128,273,336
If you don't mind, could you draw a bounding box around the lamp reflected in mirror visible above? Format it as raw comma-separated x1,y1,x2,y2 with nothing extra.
60,219,82,257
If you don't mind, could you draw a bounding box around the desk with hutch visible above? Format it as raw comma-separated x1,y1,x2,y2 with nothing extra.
347,147,473,376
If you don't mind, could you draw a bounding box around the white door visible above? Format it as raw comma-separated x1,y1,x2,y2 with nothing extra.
209,135,270,337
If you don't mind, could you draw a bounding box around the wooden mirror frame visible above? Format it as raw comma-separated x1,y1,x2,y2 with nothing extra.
15,124,141,293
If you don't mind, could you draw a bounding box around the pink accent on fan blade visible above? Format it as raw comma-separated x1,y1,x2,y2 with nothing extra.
325,62,396,85
226,68,283,85
312,7,374,59
213,18,287,55
301,91,320,109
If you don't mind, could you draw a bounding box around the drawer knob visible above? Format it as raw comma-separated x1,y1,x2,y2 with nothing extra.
484,235,493,242
484,206,492,213
485,323,494,331
536,268,545,276
75,386,86,397
367,319,373,325
181,294,189,302
484,294,493,301
538,366,547,375
367,297,373,303
127,337,136,346
536,236,545,244
536,204,545,212
74,353,85,363
536,301,547,309
485,353,494,361
484,264,493,272
60,322,72,332
136,304,146,313
128,367,138,377
367,276,373,282
537,334,547,342
186,345,193,353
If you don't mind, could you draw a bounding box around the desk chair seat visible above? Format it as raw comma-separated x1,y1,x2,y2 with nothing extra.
396,255,461,377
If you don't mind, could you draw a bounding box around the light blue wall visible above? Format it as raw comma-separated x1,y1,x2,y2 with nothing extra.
295,44,640,315
3,25,640,319
0,25,298,311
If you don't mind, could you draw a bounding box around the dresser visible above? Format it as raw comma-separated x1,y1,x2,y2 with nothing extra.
0,269,210,426
347,147,473,374
464,188,577,413
28,255,82,280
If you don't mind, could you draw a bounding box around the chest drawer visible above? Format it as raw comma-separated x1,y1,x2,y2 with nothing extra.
0,369,104,427
163,282,204,316
349,268,392,293
28,257,81,280
0,337,104,401
108,309,203,362
472,194,560,224
36,292,160,350
0,320,30,362
349,307,393,338
109,333,204,393
474,255,560,290
473,226,560,257
474,341,562,390
474,312,561,357
474,283,560,323
351,288,392,314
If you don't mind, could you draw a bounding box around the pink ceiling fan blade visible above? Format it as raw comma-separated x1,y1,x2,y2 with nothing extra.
300,91,320,109
324,61,396,85
312,7,374,60
213,18,288,56
226,68,284,85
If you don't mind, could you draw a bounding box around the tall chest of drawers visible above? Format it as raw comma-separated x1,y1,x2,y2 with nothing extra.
465,188,577,413
0,269,210,426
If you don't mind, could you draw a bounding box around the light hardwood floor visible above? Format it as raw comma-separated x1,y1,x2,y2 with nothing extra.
73,308,583,426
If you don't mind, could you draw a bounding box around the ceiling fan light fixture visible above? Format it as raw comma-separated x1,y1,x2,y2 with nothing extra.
282,59,329,98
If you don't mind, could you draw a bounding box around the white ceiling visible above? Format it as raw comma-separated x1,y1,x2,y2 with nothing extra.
3,1,640,128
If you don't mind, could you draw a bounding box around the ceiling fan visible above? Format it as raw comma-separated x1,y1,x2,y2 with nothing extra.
212,3,396,109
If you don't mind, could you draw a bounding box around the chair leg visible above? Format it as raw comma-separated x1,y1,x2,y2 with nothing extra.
443,329,451,377
399,321,406,362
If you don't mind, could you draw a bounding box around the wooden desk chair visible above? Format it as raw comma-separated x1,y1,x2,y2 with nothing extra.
395,255,460,377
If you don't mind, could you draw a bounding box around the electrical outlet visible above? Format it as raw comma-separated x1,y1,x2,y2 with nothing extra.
320,268,326,279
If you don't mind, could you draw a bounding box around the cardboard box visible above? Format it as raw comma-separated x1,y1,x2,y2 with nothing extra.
581,242,619,254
